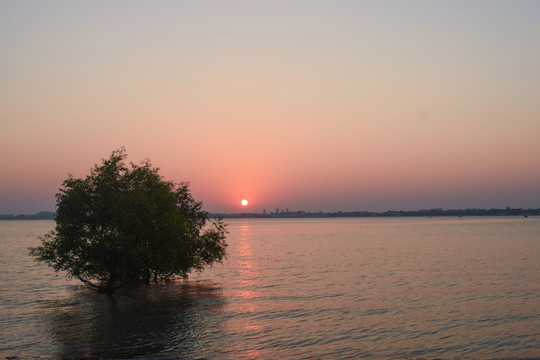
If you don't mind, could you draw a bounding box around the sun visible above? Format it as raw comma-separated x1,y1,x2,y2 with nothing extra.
241,199,248,206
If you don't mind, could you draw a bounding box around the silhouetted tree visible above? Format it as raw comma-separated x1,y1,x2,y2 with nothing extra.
29,148,227,294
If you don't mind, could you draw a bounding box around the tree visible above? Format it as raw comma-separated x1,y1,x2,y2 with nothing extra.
29,148,227,294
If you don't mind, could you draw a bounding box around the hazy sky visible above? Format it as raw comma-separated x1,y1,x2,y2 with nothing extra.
2,0,540,214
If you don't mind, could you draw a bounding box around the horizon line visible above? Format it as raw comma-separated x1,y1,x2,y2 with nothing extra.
2,207,539,219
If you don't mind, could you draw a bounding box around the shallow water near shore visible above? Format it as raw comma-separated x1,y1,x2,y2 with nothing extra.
1,217,539,359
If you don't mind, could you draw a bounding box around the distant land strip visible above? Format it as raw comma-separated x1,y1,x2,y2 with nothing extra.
0,211,55,220
214,207,539,218
2,208,539,221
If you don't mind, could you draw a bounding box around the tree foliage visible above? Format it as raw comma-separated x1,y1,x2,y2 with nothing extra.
29,148,227,293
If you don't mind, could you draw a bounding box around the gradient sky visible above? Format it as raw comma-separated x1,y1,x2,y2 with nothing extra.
2,0,540,214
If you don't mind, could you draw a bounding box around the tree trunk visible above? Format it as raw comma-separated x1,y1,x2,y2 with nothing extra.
144,269,151,285
101,273,116,294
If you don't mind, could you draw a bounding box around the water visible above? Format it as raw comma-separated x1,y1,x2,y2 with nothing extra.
1,217,539,359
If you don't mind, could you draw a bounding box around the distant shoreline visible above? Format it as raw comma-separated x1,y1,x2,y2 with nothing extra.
2,208,538,221
0,211,55,220
213,207,538,218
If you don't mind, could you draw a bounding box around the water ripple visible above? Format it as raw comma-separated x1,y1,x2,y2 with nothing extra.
2,218,540,359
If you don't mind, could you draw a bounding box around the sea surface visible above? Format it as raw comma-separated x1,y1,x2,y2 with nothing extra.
1,217,539,359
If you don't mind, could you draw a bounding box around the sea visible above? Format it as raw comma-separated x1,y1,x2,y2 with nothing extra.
0,217,539,359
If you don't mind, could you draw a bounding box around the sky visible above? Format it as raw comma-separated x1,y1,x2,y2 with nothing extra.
1,0,540,214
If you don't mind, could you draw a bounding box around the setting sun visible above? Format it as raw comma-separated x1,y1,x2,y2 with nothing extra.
241,199,248,206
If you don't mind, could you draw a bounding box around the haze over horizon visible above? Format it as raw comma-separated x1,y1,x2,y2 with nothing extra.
2,1,540,215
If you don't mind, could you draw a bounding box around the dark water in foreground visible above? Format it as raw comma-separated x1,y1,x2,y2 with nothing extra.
1,217,539,359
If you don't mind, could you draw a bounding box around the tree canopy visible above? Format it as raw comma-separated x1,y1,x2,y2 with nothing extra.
29,148,227,293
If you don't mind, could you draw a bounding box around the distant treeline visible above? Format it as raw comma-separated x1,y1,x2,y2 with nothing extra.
211,207,540,219
0,211,55,220
2,208,538,221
